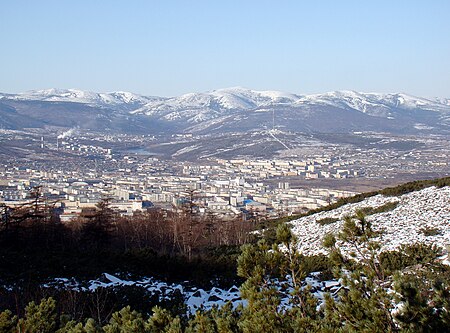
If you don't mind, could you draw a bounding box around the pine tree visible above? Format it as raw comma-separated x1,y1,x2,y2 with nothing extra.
322,213,397,332
57,318,102,333
237,223,320,332
185,311,216,332
103,306,146,333
0,309,17,333
145,306,182,333
209,303,240,333
17,297,58,333
394,271,450,332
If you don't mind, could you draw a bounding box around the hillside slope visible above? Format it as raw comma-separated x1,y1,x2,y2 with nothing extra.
290,185,450,257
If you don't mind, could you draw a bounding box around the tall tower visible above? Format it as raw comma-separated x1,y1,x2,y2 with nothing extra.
41,136,44,149
272,109,275,131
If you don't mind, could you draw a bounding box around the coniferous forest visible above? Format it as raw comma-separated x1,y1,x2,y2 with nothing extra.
0,178,449,332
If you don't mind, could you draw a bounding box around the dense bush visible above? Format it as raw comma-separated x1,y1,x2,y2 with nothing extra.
316,217,339,226
420,226,442,236
357,201,399,216
379,243,442,272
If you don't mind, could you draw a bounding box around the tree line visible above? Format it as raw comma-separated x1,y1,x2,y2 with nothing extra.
0,193,255,316
0,212,449,332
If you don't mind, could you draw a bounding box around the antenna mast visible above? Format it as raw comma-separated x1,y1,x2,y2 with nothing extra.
272,109,275,131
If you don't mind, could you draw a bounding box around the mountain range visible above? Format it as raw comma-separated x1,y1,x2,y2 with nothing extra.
1,87,449,135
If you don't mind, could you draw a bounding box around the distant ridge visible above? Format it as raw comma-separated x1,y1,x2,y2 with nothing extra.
0,88,449,135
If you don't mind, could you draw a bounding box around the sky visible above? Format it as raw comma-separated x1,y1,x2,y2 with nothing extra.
1,0,449,98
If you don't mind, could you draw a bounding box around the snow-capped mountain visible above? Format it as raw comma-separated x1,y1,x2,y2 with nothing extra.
130,87,450,117
131,87,302,122
125,87,450,132
0,87,449,134
0,88,162,111
295,91,450,117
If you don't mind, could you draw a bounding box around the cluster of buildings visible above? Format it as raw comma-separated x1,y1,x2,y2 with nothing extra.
39,136,113,159
212,158,359,179
1,129,449,225
0,156,357,222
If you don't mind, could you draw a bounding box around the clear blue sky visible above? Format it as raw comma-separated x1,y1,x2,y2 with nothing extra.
1,0,449,97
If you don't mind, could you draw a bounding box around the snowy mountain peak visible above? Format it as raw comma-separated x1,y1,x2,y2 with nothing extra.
3,88,157,110
131,87,305,120
2,88,448,114
211,87,302,103
292,90,450,116
1,88,449,134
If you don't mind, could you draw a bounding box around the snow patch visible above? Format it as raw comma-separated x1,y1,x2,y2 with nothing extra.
290,186,450,257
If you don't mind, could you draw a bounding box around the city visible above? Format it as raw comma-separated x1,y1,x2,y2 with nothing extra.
1,128,448,222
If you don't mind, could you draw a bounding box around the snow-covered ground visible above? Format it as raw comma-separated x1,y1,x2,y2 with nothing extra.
42,272,339,314
43,274,244,314
290,186,450,257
